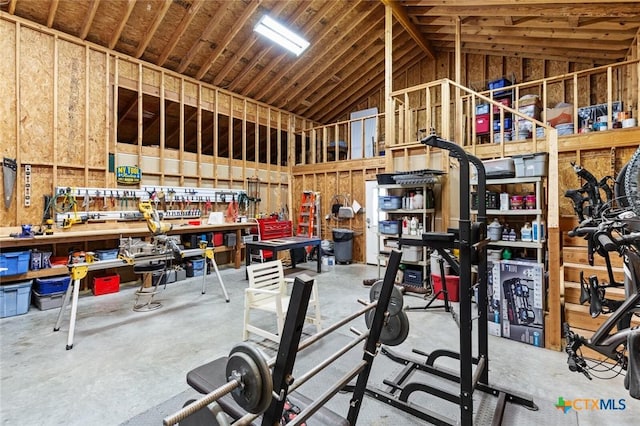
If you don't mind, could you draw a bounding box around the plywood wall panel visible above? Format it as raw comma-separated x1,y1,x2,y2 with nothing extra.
88,50,107,169
487,55,504,83
0,20,17,158
19,27,54,162
118,60,137,81
57,39,86,166
22,165,53,225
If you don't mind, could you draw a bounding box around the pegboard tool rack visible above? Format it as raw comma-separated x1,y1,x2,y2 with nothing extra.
53,186,247,225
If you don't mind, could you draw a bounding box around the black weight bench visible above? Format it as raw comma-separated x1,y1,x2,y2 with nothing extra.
185,357,349,425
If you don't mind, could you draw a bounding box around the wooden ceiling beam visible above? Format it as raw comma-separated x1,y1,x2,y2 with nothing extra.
79,0,100,40
321,46,424,124
134,0,172,59
196,0,262,80
308,35,416,121
422,26,635,42
380,0,436,59
280,16,392,111
406,4,640,18
294,23,410,117
156,0,205,67
8,0,16,15
240,1,338,98
403,0,639,5
434,42,622,63
430,33,631,51
118,97,139,128
227,1,314,91
263,5,383,105
109,0,136,50
213,0,289,87
414,15,640,30
177,4,230,74
46,0,59,28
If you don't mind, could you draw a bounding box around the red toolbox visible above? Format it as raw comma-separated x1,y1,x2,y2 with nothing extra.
475,113,490,134
92,274,120,296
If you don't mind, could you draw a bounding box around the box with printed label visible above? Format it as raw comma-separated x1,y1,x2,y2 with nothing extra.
487,261,501,337
499,260,545,347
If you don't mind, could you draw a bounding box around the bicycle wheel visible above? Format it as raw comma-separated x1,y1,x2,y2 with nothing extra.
616,164,629,208
624,146,640,215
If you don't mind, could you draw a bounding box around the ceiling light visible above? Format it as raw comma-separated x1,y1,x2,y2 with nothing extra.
254,15,309,56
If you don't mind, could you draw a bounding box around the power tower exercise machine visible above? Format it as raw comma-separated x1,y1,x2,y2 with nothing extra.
346,134,538,425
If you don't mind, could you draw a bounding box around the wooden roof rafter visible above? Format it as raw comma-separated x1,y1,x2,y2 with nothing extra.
156,0,205,67
109,0,136,50
135,0,172,59
46,0,59,28
79,0,100,40
195,0,262,80
226,1,314,92
212,0,289,87
241,1,340,98
263,4,384,106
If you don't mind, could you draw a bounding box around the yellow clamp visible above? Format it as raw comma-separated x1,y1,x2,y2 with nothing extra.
70,265,88,280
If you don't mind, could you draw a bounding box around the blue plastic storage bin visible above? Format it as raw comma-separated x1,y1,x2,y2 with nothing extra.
191,258,205,271
33,275,71,295
0,280,32,318
379,196,402,210
379,220,400,235
0,251,31,276
95,249,119,261
493,118,512,131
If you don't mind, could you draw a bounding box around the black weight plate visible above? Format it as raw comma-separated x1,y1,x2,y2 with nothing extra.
364,309,410,347
226,343,273,414
369,280,404,316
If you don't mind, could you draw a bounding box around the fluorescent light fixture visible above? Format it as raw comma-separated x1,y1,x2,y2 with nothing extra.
254,15,309,56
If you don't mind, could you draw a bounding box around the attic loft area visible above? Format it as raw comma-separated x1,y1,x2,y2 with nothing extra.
254,15,310,56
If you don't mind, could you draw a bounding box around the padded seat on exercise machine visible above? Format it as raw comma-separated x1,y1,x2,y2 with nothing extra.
186,357,349,425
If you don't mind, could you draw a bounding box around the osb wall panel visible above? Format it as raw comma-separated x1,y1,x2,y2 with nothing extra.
23,165,53,224
0,20,16,157
20,27,54,162
88,50,107,169
117,60,138,81
57,40,86,166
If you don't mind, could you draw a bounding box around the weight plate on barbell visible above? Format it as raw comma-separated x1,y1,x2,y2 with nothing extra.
226,343,273,414
369,280,404,316
364,309,410,346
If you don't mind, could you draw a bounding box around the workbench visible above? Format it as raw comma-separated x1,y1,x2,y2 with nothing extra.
0,222,254,284
245,236,322,276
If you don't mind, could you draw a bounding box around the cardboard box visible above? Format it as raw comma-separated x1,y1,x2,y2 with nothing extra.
499,260,545,347
487,261,501,337
545,103,573,127
518,94,542,108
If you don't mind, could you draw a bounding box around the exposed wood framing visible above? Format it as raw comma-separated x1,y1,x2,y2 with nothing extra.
109,0,135,50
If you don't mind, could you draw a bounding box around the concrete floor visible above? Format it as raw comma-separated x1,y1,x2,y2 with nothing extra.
0,261,636,425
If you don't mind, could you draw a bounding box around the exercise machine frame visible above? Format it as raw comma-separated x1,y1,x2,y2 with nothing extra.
345,134,538,425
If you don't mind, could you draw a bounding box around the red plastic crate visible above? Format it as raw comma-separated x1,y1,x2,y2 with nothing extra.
431,274,460,302
492,97,512,113
475,114,490,134
92,274,120,296
213,232,223,246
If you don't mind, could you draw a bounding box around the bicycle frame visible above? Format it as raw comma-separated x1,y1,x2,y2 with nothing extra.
570,249,640,363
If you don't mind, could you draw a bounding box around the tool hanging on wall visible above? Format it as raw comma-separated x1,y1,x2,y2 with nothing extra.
3,157,17,209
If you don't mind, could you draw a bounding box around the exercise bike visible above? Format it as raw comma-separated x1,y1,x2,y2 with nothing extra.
564,213,640,397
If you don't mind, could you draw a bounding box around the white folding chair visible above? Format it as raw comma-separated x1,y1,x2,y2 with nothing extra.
243,260,321,343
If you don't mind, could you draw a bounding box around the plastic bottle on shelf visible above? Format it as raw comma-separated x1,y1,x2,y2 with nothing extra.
402,216,409,235
410,216,418,235
508,228,517,242
408,192,414,210
532,219,545,242
521,222,532,242
413,189,424,209
502,225,510,241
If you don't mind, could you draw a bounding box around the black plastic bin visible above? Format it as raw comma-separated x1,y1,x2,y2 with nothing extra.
332,228,354,264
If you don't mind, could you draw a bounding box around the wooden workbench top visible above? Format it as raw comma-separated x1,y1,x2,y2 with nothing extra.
0,222,255,249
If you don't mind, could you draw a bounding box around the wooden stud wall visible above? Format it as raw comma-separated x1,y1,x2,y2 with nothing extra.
0,15,313,227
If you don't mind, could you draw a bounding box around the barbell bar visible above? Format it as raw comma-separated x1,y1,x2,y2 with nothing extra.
165,293,407,426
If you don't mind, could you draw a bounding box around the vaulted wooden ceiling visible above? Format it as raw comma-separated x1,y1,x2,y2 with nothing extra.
3,0,639,125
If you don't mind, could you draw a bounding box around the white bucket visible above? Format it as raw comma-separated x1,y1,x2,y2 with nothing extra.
430,252,450,275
